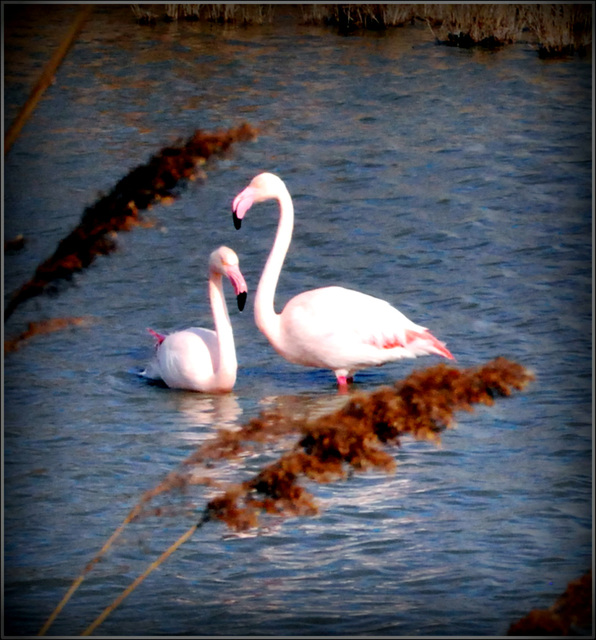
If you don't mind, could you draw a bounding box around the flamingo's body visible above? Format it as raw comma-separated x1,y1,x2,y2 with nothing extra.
232,173,453,389
142,246,247,393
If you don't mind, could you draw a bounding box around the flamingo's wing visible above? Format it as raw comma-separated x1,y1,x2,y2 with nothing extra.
281,286,452,367
349,294,453,360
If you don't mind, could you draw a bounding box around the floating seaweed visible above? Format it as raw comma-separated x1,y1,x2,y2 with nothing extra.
508,570,593,636
4,124,257,323
39,357,534,635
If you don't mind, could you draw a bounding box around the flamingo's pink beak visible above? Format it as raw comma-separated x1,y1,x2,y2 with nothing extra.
225,263,248,311
232,186,256,230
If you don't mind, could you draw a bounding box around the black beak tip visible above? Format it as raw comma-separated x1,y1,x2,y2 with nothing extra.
237,291,247,311
233,211,242,230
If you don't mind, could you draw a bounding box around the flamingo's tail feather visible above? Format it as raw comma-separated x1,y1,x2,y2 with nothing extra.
405,329,454,360
147,328,166,345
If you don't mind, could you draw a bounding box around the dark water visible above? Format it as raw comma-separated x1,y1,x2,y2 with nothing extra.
3,5,592,637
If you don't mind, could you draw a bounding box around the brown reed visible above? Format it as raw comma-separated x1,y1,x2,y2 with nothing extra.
4,124,257,324
131,3,274,25
426,3,593,55
38,357,533,635
307,3,418,32
131,4,592,58
508,570,592,635
425,3,527,49
524,4,593,58
203,357,535,530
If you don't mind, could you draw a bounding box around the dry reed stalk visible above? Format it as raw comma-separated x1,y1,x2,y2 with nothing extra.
4,5,94,155
221,4,591,57
4,124,257,324
304,3,417,31
130,4,157,25
425,3,527,48
132,3,273,25
524,3,592,58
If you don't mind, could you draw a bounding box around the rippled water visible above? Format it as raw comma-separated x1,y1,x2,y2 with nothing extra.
4,5,592,637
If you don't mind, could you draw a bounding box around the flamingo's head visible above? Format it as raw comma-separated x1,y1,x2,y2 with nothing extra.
232,172,286,229
210,246,248,311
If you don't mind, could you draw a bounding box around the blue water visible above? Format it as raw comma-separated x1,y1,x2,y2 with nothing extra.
3,5,592,636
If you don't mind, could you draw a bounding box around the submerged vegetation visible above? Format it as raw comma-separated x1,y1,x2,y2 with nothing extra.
130,3,592,58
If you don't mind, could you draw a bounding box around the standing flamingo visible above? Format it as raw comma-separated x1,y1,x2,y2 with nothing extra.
232,172,453,390
142,246,247,393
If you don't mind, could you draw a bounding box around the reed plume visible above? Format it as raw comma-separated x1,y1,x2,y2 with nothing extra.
202,357,534,530
4,124,257,324
39,357,533,635
508,570,592,635
133,358,536,532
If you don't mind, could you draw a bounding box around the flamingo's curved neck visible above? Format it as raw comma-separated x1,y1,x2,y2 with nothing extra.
254,186,294,347
209,272,237,387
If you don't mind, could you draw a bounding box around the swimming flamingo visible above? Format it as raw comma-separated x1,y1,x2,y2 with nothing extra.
232,173,453,390
142,246,247,393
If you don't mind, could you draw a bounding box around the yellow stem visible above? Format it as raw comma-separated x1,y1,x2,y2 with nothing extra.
81,523,199,636
5,5,93,155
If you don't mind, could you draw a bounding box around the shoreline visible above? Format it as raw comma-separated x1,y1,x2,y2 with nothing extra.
129,3,593,59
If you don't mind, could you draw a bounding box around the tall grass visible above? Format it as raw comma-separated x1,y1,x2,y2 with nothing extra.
424,3,528,48
302,3,418,31
523,3,593,58
131,3,274,25
425,3,592,55
130,4,592,58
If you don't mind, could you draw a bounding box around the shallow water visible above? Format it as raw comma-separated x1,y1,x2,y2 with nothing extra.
3,5,592,637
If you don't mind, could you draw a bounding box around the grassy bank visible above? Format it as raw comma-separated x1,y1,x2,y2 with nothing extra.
131,3,274,25
130,3,592,58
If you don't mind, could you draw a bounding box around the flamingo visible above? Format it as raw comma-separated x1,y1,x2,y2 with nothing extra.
141,246,248,393
232,172,453,390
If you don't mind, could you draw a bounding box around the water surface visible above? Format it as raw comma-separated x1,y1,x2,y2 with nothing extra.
3,5,592,636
